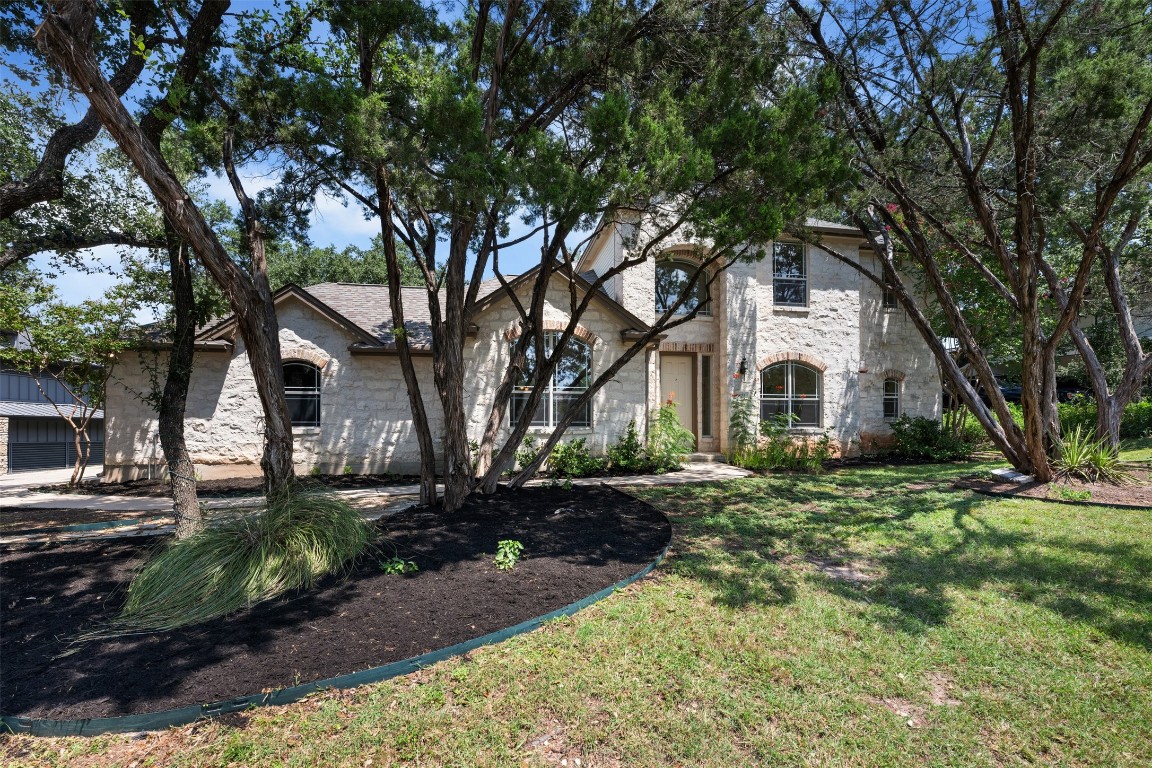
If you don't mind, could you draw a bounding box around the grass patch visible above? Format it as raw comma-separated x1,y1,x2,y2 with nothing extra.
7,461,1151,767
83,490,370,638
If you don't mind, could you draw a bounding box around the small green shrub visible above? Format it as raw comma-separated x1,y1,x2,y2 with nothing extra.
343,465,354,475
729,413,833,472
607,419,648,472
380,556,419,575
549,438,606,477
648,401,695,472
889,415,973,461
727,392,757,457
1053,425,1134,484
1052,486,1091,502
494,539,524,571
97,490,370,636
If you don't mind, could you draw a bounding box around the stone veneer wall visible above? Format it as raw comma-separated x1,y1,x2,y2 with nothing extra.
105,297,445,480
464,273,649,455
105,282,648,481
0,416,8,474
856,253,942,451
721,237,939,456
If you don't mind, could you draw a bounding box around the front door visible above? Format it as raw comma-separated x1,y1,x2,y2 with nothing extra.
659,354,696,445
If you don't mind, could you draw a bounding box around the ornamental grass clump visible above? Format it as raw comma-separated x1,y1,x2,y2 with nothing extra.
1053,426,1135,484
95,491,370,637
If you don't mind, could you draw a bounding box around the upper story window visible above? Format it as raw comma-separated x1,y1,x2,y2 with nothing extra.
283,362,321,427
760,361,821,427
772,242,807,306
883,378,901,419
511,332,592,428
655,259,710,316
882,285,899,309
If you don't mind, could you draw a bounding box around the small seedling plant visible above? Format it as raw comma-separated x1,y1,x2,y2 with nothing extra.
380,556,419,575
494,539,524,571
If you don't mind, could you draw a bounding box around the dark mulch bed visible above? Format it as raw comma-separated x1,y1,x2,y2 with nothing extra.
1,485,670,721
953,467,1152,508
35,473,422,499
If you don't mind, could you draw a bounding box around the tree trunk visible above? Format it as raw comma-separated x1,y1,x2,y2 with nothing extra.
36,1,297,499
375,170,439,505
1096,398,1124,451
69,423,86,487
158,238,203,538
435,230,476,512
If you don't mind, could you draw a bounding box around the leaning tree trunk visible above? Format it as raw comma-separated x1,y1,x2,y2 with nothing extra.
36,0,297,499
158,238,203,537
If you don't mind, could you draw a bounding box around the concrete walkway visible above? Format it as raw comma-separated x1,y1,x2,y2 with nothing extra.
0,462,751,544
0,462,751,513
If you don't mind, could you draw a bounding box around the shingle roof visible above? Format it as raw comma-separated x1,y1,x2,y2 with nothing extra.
198,265,647,350
303,284,436,347
0,401,103,419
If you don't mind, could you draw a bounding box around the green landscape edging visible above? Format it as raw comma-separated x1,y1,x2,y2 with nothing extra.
1,537,670,738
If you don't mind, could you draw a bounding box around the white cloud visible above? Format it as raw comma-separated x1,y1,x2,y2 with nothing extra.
308,190,380,249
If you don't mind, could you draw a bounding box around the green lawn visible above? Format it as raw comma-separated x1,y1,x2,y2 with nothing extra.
5,459,1151,767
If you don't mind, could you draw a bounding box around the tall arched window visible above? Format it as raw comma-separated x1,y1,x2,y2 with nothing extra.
760,361,821,427
283,361,321,427
510,333,592,427
655,260,710,316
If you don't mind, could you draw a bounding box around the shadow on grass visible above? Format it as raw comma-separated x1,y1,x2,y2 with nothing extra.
644,469,1152,650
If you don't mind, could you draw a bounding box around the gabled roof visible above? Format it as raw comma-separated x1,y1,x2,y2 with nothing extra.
197,284,386,348
195,267,649,354
470,262,651,332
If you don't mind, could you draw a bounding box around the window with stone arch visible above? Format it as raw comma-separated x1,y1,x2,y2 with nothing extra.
655,257,710,316
883,377,901,419
510,332,593,428
283,361,321,427
760,361,821,427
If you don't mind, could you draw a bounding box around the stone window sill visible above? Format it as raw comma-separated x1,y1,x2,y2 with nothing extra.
293,427,321,436
772,305,810,315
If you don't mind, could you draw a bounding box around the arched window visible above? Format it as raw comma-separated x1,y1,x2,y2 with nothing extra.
760,361,821,427
655,260,710,316
510,333,592,428
283,362,321,427
883,378,901,419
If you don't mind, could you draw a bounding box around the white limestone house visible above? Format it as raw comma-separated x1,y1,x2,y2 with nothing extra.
103,220,941,481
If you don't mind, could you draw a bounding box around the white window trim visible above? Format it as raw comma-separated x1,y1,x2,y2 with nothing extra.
883,378,901,420
772,241,808,307
510,333,593,429
760,361,822,428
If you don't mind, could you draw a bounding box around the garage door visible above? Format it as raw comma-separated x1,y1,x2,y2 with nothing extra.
7,418,104,472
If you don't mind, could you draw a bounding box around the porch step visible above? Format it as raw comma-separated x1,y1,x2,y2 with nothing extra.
687,452,728,464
